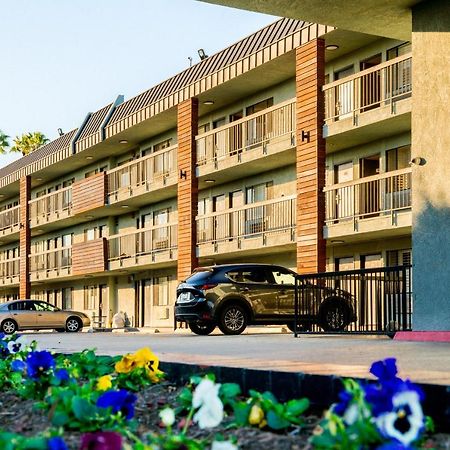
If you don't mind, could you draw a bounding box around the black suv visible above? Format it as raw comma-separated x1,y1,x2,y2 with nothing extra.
175,264,355,335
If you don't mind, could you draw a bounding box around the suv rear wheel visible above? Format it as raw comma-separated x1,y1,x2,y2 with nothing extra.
189,322,216,336
319,299,350,331
218,304,248,335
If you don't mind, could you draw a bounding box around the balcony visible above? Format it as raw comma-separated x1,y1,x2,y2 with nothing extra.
108,224,178,270
30,247,72,281
29,187,72,227
197,196,296,257
323,54,412,150
0,258,19,286
0,206,20,239
107,146,178,205
324,168,412,240
196,99,296,180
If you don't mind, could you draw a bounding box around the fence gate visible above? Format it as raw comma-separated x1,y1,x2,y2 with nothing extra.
293,265,412,336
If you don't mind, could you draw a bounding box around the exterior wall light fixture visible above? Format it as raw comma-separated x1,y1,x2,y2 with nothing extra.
410,157,426,166
198,48,208,60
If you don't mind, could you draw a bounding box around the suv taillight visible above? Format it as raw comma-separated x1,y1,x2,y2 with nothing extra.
200,284,218,291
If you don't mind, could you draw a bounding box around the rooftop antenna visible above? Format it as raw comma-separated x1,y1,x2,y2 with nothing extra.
57,128,64,136
197,48,208,61
188,56,193,67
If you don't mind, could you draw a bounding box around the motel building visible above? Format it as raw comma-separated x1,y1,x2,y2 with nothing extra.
0,3,447,331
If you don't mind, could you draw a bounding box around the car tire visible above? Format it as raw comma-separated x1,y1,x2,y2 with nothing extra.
287,322,312,333
218,303,248,335
1,319,17,335
66,317,82,333
188,322,216,336
319,299,350,331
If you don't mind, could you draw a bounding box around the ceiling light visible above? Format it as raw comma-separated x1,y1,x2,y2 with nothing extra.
119,140,128,144
0,194,4,198
86,156,93,160
326,44,339,51
203,100,214,105
205,179,215,184
331,239,345,244
85,215,94,219
36,229,44,233
36,178,43,182
121,205,129,208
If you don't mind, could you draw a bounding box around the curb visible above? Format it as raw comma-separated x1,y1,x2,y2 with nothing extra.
394,331,450,343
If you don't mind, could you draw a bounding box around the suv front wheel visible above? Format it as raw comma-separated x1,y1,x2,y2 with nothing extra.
189,322,216,335
218,303,248,335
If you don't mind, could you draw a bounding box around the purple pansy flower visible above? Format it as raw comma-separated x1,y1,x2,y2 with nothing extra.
80,431,123,450
54,368,70,382
11,359,26,372
96,389,137,420
26,350,55,379
47,436,68,450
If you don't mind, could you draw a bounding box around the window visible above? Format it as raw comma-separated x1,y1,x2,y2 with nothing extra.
246,182,272,204
387,43,411,60
153,276,170,306
246,98,273,115
153,208,170,249
230,111,243,122
226,269,269,284
386,145,411,172
153,139,172,153
34,301,58,312
213,117,226,129
62,287,73,310
85,166,107,178
84,286,98,310
198,123,210,135
271,268,295,286
9,301,35,311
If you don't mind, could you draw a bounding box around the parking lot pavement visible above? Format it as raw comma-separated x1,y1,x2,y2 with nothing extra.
24,329,450,386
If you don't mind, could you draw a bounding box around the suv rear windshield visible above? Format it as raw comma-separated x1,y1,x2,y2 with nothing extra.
186,269,215,285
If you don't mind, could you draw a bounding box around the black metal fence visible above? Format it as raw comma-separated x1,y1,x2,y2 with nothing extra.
293,265,412,336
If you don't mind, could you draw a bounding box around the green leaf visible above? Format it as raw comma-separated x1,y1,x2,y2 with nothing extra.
220,383,241,399
266,409,291,430
232,401,252,426
286,398,309,416
72,396,95,421
51,410,70,427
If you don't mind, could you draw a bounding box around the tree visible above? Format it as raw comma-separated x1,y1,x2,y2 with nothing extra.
10,132,49,156
0,130,10,154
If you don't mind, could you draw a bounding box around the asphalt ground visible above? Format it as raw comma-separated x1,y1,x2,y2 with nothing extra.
23,328,450,386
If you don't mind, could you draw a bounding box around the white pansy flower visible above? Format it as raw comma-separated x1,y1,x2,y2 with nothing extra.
159,407,175,427
211,440,238,450
192,378,224,429
375,390,424,447
7,335,29,354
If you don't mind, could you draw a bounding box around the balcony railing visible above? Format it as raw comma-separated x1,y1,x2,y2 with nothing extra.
197,196,296,244
108,224,178,262
0,206,20,233
29,247,72,274
0,258,19,284
107,146,177,203
324,54,412,124
324,168,412,225
196,99,296,167
29,187,72,226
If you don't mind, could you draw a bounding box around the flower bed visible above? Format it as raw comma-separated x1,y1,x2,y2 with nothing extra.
0,333,448,450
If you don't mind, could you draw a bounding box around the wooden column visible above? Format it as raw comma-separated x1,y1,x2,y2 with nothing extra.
296,39,326,274
19,176,31,298
177,98,199,281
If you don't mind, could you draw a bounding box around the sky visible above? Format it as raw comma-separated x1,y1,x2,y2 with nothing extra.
0,0,277,167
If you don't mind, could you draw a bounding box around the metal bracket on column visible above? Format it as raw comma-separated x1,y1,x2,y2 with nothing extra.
301,130,310,143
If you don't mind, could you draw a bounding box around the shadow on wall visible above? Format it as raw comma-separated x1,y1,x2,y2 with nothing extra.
412,202,450,331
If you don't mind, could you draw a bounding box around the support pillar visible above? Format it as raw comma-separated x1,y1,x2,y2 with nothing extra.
411,0,450,330
19,176,31,298
295,38,326,274
177,98,199,282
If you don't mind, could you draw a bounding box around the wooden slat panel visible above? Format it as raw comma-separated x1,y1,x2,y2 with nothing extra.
72,173,106,215
72,239,107,275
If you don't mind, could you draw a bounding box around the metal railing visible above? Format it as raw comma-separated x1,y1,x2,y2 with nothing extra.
197,196,296,244
29,247,72,273
293,265,412,335
196,99,296,166
324,54,412,124
107,146,177,202
0,206,20,232
0,258,19,281
108,224,178,261
324,168,412,225
29,187,72,225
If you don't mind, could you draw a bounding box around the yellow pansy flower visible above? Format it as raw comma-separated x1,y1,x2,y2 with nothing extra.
115,354,137,374
248,404,265,426
96,375,113,391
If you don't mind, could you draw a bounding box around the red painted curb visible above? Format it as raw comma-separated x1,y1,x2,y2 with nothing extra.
394,331,450,342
